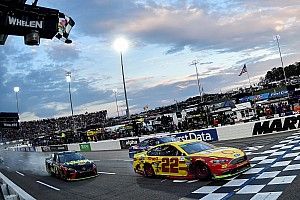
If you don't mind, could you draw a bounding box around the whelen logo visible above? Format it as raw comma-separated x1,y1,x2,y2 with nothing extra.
253,115,300,135
8,16,43,29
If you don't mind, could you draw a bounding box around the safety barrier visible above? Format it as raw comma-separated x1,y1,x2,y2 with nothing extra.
10,114,300,152
7,145,35,152
0,172,36,200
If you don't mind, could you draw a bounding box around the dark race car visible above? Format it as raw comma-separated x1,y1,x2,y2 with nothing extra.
129,136,178,158
45,151,98,181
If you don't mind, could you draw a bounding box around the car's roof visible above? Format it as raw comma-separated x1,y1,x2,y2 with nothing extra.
143,136,175,140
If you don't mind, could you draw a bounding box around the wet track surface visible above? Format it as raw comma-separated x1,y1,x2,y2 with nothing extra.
1,131,300,200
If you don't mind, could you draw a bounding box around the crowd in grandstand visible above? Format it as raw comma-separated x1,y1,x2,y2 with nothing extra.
0,72,299,144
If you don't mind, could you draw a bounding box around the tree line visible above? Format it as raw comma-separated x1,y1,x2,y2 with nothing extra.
265,62,300,82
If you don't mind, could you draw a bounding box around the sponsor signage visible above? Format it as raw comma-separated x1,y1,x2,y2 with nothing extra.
8,16,43,29
171,129,219,142
120,138,140,149
0,121,19,129
0,4,59,39
239,93,269,103
253,115,300,136
269,90,289,99
41,145,68,152
79,143,91,152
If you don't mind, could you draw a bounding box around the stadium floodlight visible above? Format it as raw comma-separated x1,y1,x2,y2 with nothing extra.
13,86,20,93
13,86,20,115
113,37,129,53
273,34,287,85
113,37,130,118
65,71,71,83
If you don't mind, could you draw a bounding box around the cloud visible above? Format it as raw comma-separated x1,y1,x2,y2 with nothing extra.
44,0,300,55
20,112,40,122
46,44,81,62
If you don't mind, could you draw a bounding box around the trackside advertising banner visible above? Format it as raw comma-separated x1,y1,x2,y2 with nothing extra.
171,129,219,142
252,115,300,136
120,138,140,149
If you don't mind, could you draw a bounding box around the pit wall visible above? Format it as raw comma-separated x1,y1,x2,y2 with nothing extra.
11,114,300,152
0,172,36,200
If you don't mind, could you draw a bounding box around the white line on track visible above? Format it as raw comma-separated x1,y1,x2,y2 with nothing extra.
16,171,25,176
5,166,9,169
123,159,133,162
187,180,198,183
98,172,116,175
36,181,60,191
161,179,167,182
173,180,188,183
92,160,101,162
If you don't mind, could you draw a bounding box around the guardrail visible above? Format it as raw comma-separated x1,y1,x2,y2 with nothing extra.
0,172,36,200
8,114,300,152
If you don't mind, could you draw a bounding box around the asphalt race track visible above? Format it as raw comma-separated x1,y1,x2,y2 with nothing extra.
1,130,300,200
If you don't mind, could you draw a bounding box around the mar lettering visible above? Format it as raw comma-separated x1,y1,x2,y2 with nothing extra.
253,116,300,135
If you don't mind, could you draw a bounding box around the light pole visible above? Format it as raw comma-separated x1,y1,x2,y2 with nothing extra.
113,37,130,118
174,99,179,112
273,35,288,85
190,60,212,102
65,72,75,132
13,87,20,115
113,89,120,117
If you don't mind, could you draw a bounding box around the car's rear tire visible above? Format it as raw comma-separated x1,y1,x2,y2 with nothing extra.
59,170,67,180
194,163,211,180
144,164,155,177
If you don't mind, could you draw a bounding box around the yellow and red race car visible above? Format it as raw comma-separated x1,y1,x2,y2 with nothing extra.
133,140,250,180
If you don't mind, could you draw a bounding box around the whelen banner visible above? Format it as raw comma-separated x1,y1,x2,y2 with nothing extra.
0,4,59,39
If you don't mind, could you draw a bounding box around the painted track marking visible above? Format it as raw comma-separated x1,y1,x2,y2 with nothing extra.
98,172,116,175
36,181,60,191
16,171,25,176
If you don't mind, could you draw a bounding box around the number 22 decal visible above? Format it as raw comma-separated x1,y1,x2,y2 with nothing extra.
161,158,179,173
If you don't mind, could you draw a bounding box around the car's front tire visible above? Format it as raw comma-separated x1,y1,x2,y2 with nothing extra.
193,163,211,180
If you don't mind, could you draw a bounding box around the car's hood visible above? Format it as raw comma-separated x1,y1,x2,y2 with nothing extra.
64,159,92,166
190,147,245,159
134,151,147,159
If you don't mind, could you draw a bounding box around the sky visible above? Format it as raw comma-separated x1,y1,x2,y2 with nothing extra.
1,0,300,121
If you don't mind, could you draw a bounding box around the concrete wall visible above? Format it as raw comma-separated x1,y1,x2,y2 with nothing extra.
0,172,36,200
9,114,300,152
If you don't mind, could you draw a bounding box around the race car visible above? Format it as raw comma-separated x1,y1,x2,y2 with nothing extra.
129,136,178,158
133,140,250,180
45,151,98,181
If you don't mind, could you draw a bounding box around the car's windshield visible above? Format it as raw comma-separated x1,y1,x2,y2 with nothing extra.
159,137,177,143
59,153,86,163
180,142,214,154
